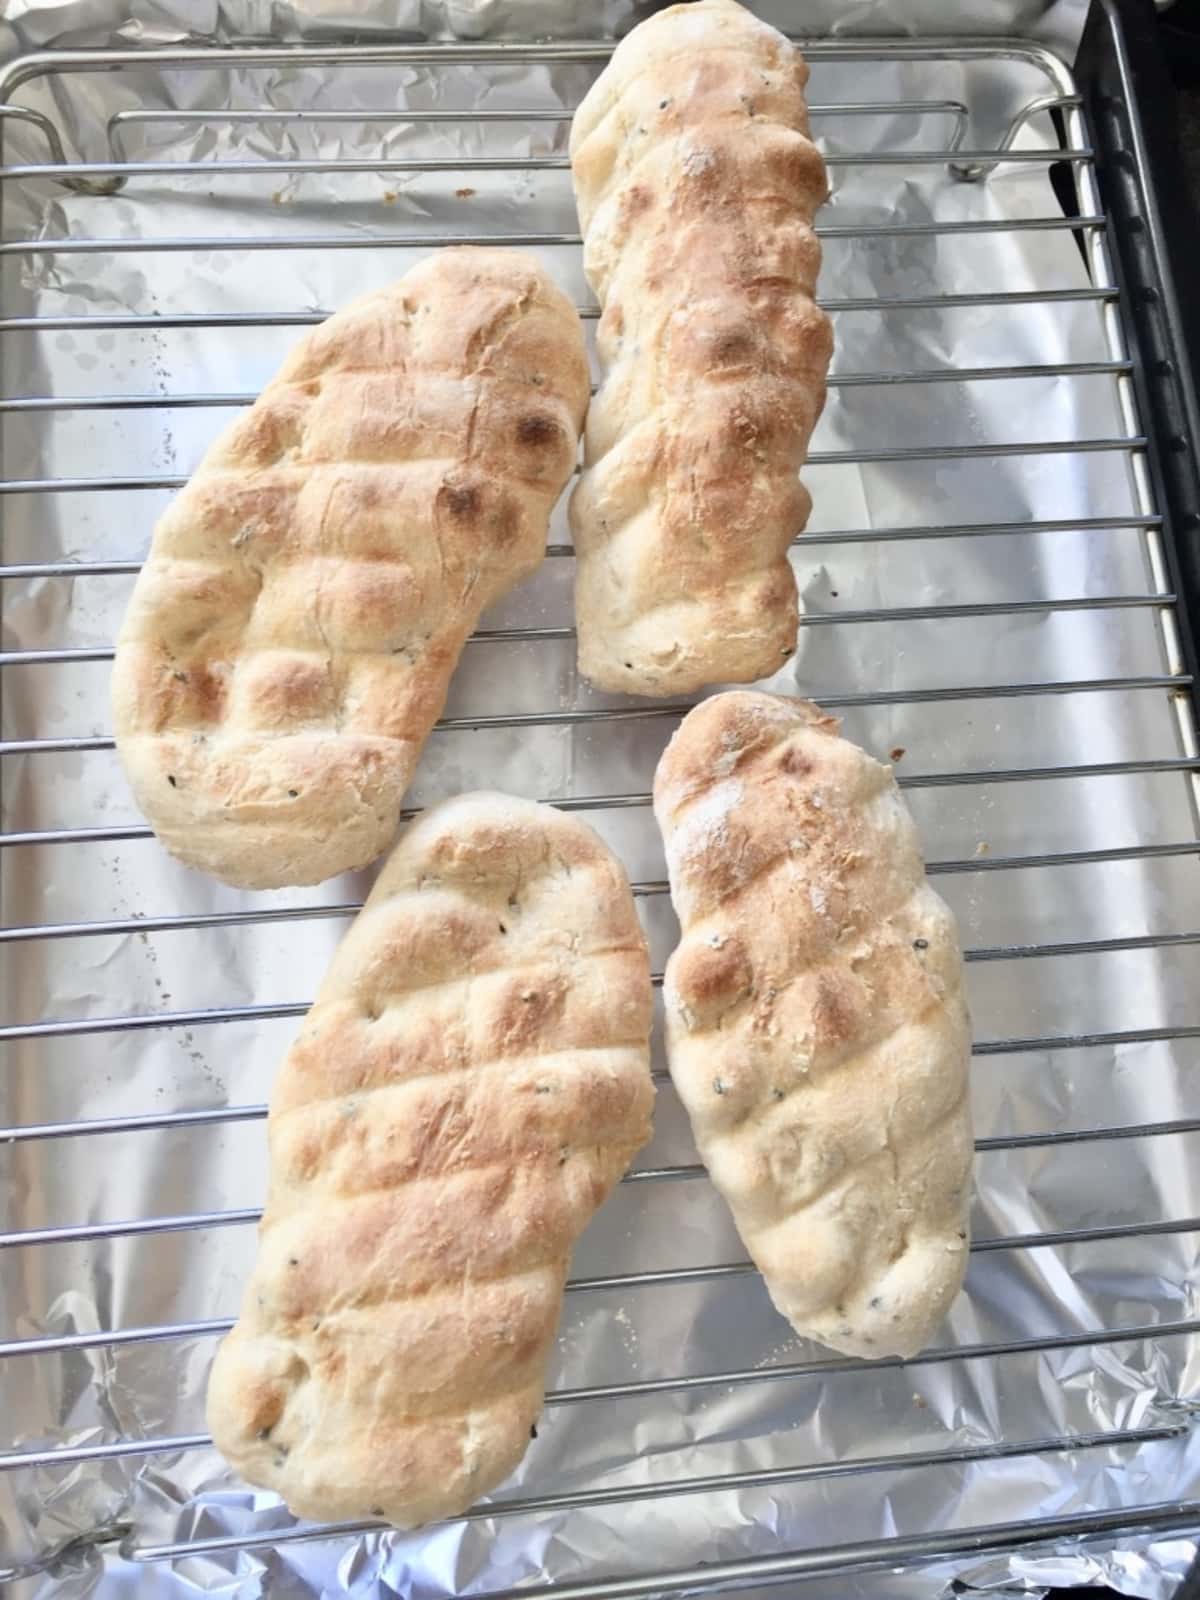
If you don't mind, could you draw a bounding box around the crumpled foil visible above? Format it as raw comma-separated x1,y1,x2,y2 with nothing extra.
2,2,1199,1598
0,0,1094,54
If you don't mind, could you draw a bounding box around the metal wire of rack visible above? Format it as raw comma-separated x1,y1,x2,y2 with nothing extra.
0,14,1199,1598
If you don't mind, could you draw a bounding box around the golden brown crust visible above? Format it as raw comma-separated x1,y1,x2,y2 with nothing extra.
568,0,832,697
112,250,590,888
654,693,973,1359
206,792,654,1527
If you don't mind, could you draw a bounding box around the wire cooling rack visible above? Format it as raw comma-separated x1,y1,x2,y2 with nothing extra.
1,15,1200,1597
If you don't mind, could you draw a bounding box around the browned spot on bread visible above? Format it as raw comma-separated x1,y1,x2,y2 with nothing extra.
242,1373,289,1439
137,651,227,733
486,490,527,549
432,476,524,557
691,56,736,97
712,326,756,365
241,654,335,725
439,482,481,520
318,561,424,650
756,564,796,614
602,302,625,341
811,967,861,1054
777,745,813,778
218,1340,310,1448
516,414,561,447
188,661,228,723
317,1344,348,1384
620,183,654,219
488,970,569,1057
673,936,753,1023
768,132,830,206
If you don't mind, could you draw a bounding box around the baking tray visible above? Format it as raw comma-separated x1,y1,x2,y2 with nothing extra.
1,2,1200,1595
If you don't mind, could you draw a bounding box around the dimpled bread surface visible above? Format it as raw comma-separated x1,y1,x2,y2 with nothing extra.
568,0,833,696
654,693,973,1359
112,249,589,888
206,791,654,1526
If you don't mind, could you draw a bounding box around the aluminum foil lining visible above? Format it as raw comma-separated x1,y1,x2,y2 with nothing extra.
3,3,1200,1599
0,0,1089,53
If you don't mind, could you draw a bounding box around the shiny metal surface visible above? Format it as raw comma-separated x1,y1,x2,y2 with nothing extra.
0,15,1198,1600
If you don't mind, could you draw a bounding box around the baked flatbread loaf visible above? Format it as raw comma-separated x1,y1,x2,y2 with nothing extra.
207,792,654,1527
569,0,832,697
111,250,589,888
654,693,972,1359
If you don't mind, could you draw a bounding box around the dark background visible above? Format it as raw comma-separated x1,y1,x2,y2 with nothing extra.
1163,1,1200,194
